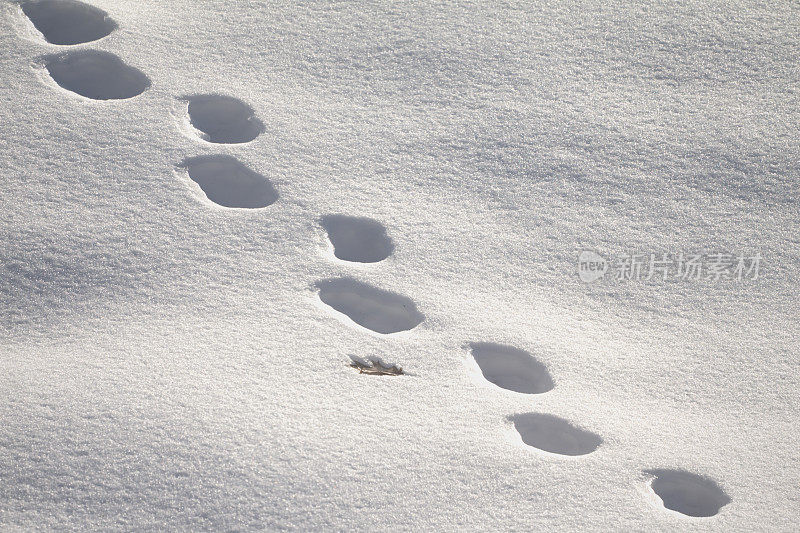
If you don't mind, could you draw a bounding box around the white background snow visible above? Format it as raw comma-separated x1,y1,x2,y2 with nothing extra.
1,0,798,530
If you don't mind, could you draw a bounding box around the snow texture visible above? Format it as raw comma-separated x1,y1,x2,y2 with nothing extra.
1,0,799,530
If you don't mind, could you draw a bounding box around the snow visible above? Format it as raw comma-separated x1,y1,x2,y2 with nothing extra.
1,0,799,530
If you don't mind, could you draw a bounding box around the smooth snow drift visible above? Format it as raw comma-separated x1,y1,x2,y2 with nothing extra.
469,342,554,394
316,278,424,334
43,50,149,100
22,0,116,45
510,413,602,456
321,215,393,263
180,155,278,209
185,94,264,144
647,469,731,517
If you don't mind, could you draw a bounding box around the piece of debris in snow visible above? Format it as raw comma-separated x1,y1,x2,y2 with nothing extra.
348,355,404,376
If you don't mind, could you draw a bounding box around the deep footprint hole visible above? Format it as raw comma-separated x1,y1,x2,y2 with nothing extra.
646,469,731,517
43,50,150,100
180,155,278,209
316,278,423,334
469,342,554,394
510,413,602,456
321,215,393,263
22,0,117,45
185,94,264,144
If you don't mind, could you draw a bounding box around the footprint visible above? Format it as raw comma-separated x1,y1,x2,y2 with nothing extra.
510,413,602,456
469,342,554,394
316,278,424,334
184,95,264,144
179,155,278,209
645,469,731,517
321,215,393,263
42,50,149,100
22,0,117,45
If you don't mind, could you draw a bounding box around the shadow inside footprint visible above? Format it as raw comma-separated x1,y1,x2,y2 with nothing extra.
185,95,264,144
321,215,393,263
646,469,731,517
510,413,602,456
469,342,553,393
180,155,278,209
43,50,149,100
22,0,117,45
316,278,423,334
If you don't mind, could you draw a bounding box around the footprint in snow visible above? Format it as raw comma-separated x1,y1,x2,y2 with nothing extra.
468,342,554,394
179,155,278,209
316,277,423,334
645,469,730,517
42,50,150,100
22,0,117,45
321,215,393,263
183,94,264,144
510,413,602,456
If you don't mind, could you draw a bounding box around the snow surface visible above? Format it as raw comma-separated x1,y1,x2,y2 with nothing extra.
1,0,799,530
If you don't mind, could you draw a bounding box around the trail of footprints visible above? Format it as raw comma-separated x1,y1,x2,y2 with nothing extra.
17,0,732,520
